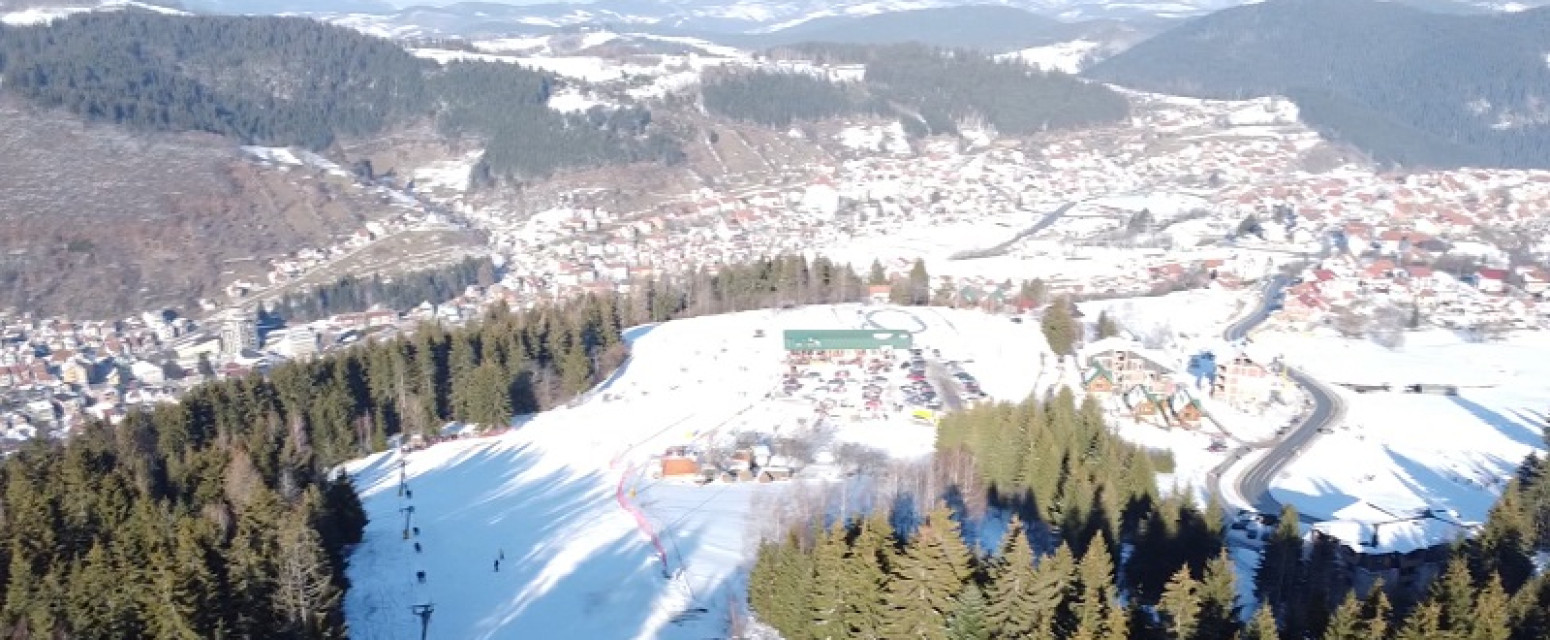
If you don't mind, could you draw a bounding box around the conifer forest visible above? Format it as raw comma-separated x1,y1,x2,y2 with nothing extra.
0,254,1547,638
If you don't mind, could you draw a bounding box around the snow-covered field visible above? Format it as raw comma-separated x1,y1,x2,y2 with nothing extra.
996,39,1101,74
1255,329,1550,523
0,0,185,25
341,304,1051,639
239,146,351,178
837,122,913,156
410,152,483,194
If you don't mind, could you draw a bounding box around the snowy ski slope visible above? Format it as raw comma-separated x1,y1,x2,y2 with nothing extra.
341,304,1051,639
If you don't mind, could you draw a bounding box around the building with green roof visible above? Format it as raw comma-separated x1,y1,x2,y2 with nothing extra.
783,329,913,352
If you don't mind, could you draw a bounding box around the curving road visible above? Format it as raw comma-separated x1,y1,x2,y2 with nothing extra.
1217,274,1343,522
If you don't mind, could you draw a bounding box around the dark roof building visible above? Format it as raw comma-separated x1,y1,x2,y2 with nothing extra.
782,329,913,351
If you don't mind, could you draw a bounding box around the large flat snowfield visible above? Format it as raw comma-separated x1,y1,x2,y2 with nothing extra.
340,304,1050,639
1257,329,1550,523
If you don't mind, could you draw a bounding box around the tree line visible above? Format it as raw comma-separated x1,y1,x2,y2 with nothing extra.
702,44,1128,138
432,61,684,183
701,68,882,129
752,388,1550,639
0,12,683,180
0,253,872,638
0,385,367,637
753,392,1234,640
261,256,499,325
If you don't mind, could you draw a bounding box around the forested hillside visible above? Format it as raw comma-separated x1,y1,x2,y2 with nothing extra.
0,255,879,638
703,44,1128,138
750,389,1550,639
263,256,498,324
0,12,681,179
1083,0,1550,169
702,69,882,129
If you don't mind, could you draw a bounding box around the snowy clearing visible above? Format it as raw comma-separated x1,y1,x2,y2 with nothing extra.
342,305,1052,639
1255,330,1550,524
996,40,1101,74
410,152,482,194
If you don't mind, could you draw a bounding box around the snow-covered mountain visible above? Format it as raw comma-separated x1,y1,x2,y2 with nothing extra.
0,0,186,25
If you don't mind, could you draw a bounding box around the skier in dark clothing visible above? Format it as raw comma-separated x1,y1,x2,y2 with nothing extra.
414,542,422,553
416,571,426,584
493,558,500,572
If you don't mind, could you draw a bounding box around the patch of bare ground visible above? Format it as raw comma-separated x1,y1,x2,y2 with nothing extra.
0,98,409,318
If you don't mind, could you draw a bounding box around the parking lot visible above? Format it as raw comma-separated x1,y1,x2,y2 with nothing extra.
780,344,986,424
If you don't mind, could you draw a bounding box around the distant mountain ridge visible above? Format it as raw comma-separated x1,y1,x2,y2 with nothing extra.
1085,0,1550,169
161,0,1548,40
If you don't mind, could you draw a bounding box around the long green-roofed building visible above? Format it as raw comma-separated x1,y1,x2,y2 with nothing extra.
783,329,913,352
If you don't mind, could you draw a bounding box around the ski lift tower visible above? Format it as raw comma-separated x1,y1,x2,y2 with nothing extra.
410,603,434,640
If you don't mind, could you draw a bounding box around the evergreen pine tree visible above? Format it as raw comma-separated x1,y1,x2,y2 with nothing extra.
1322,591,1364,640
1158,565,1201,640
946,584,990,640
1394,601,1443,640
1468,573,1510,640
1197,552,1242,640
882,518,958,640
809,524,851,640
1431,556,1476,635
869,260,889,286
908,259,931,306
1095,311,1121,340
1255,504,1304,615
1041,296,1078,355
1359,580,1392,640
1026,544,1076,638
1071,535,1120,640
1244,604,1280,640
845,512,894,639
985,517,1038,638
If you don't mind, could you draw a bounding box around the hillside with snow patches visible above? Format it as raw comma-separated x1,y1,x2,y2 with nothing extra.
340,304,1054,640
0,0,184,25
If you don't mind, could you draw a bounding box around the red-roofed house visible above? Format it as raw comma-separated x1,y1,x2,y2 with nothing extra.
1477,268,1508,294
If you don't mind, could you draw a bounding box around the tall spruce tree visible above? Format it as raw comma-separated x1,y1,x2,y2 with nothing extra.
946,584,990,640
882,511,966,640
1431,556,1476,635
1244,604,1281,640
809,524,851,640
1158,565,1201,640
1469,573,1511,640
1071,535,1121,640
1255,504,1304,615
1196,552,1242,640
1026,544,1077,638
1323,591,1365,640
845,512,895,639
985,517,1039,638
1095,311,1121,340
1041,296,1078,355
1395,601,1444,640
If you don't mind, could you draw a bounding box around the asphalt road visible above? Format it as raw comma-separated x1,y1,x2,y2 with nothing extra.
927,360,965,412
1217,274,1342,522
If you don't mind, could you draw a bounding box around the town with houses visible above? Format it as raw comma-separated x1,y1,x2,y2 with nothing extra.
0,66,1548,600
4,86,1550,461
